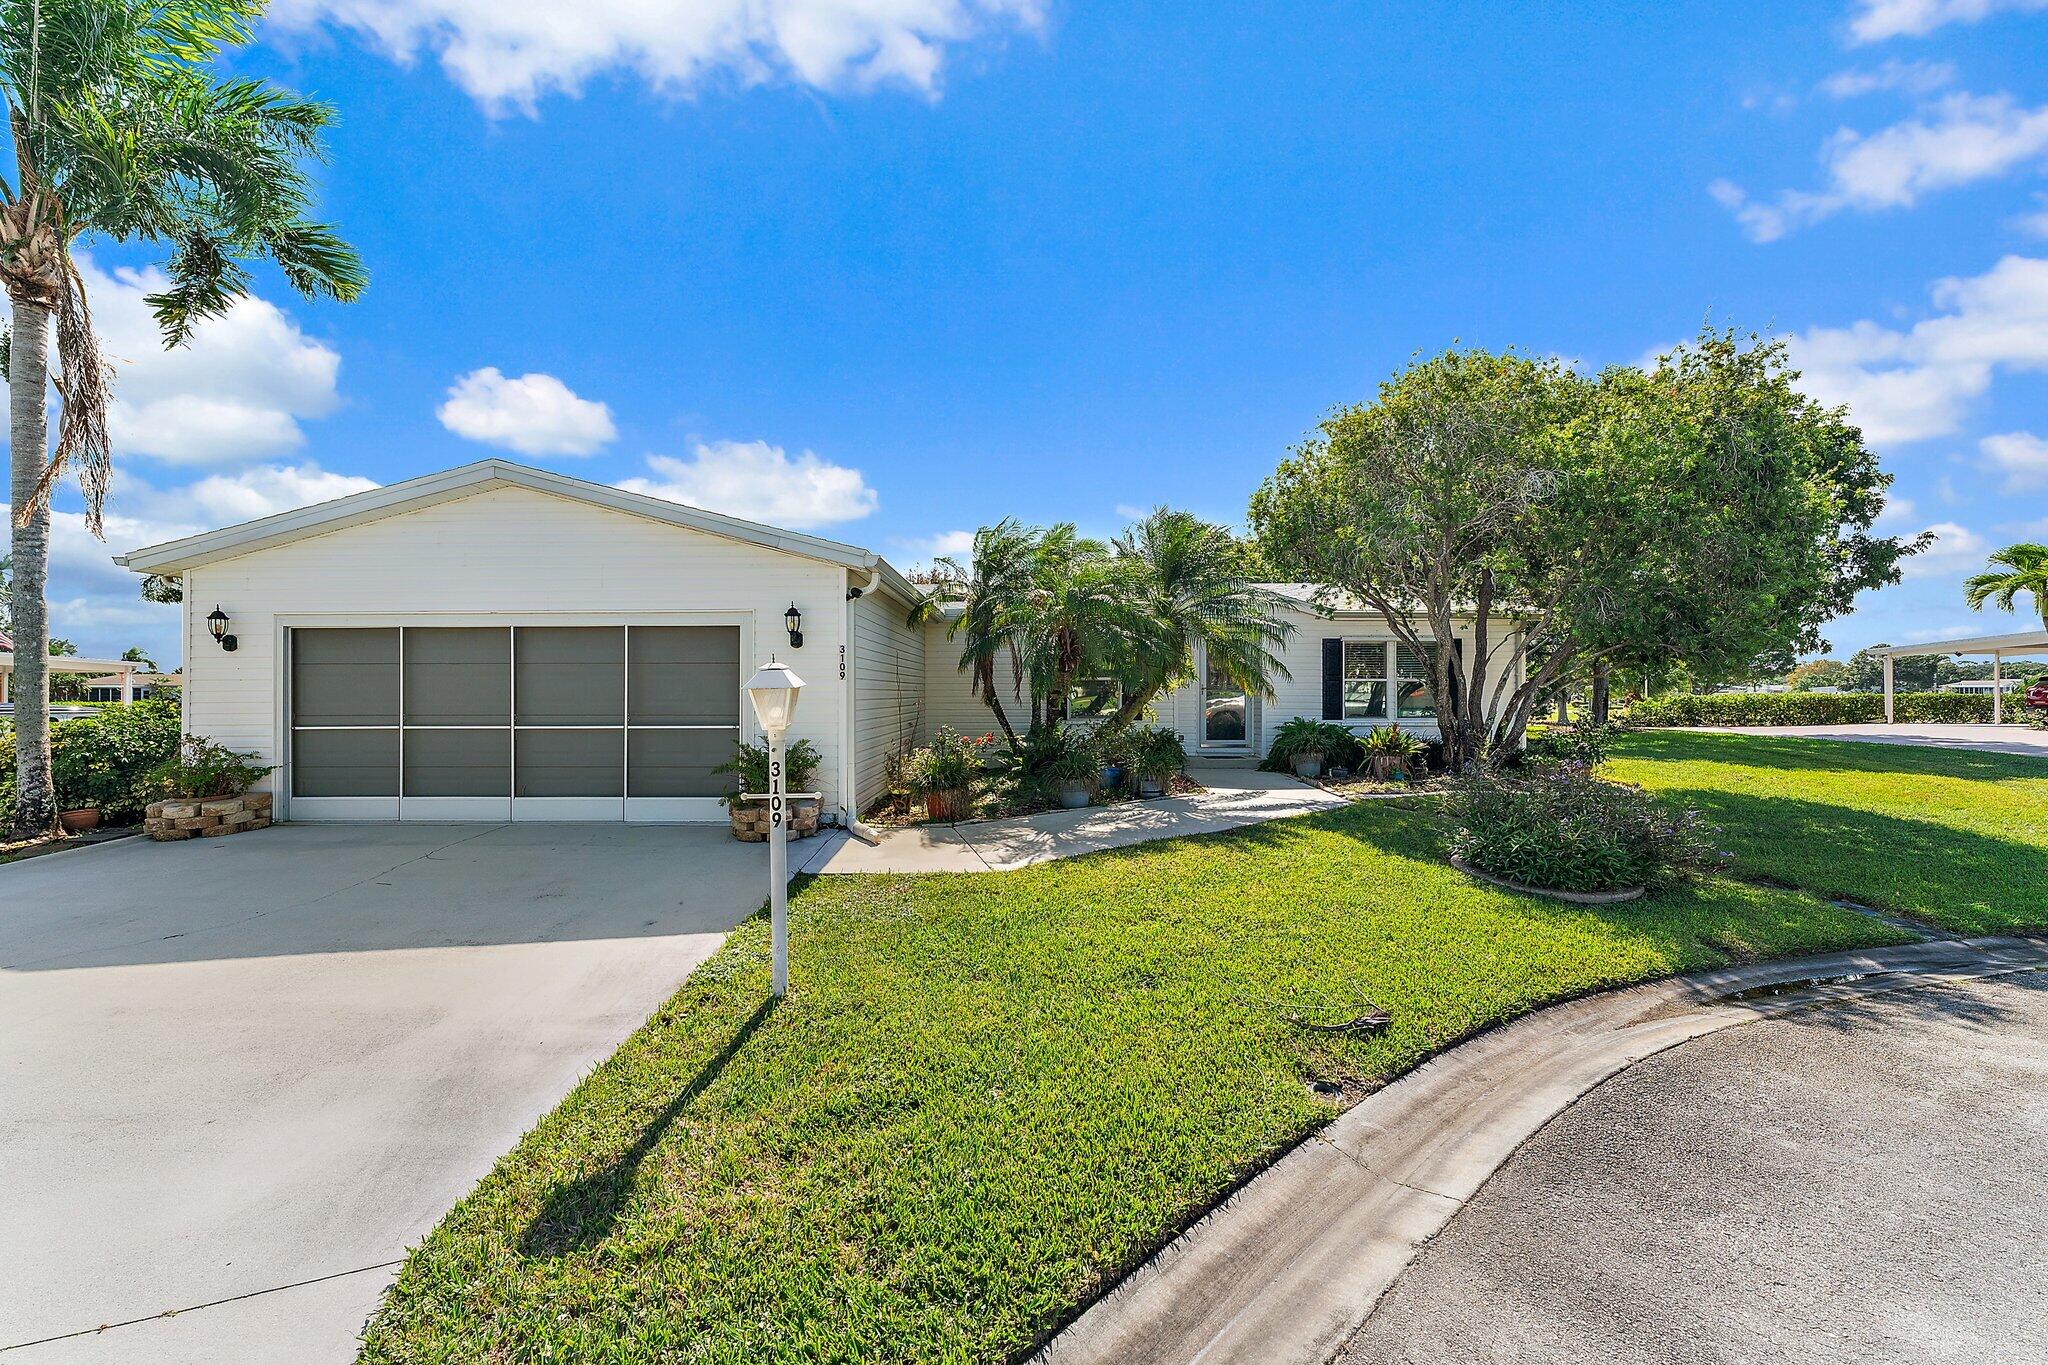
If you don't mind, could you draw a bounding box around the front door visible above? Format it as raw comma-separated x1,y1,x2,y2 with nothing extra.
1197,647,1254,754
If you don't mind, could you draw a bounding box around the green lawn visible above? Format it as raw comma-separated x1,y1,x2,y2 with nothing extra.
1607,730,2048,936
359,802,1899,1364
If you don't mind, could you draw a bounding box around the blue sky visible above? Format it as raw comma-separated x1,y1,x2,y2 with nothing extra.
40,0,2048,666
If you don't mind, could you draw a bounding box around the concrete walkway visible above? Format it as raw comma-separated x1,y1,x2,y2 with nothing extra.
798,767,1350,874
1681,722,2048,758
1035,933,2048,1365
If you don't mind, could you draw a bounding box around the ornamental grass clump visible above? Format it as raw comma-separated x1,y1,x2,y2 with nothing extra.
1447,763,1719,894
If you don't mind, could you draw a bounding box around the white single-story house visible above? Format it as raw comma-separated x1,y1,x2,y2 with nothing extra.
113,459,1519,825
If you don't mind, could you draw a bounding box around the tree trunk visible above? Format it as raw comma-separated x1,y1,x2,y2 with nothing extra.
10,298,55,837
1590,660,1611,727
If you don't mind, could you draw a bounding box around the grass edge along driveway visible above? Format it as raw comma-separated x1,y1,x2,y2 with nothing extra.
358,801,1905,1364
1607,730,2048,936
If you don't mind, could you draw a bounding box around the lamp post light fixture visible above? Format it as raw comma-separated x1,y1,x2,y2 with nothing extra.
744,659,805,997
206,606,238,652
783,604,804,649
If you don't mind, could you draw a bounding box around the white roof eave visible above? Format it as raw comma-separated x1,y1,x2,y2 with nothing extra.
112,459,892,579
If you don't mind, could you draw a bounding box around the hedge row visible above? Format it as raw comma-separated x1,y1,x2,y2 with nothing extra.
1,699,185,825
1621,690,1998,727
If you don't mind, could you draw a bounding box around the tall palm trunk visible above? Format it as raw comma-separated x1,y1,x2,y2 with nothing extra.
9,297,53,835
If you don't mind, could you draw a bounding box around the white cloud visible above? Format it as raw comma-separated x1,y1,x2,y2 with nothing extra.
2012,192,2048,236
81,258,342,465
1716,92,2048,241
9,462,380,659
1787,254,2048,445
1901,520,1988,576
1874,495,1919,527
1114,503,1153,521
1980,430,2048,490
617,440,878,528
269,0,1042,113
891,528,973,564
437,367,616,457
1848,0,2048,43
1818,58,1956,99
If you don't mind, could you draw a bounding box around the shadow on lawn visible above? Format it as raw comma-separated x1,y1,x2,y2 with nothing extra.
1663,787,2048,928
1615,731,2048,783
519,996,778,1258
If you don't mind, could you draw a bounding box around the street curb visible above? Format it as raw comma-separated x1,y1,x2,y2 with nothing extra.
1032,933,2048,1365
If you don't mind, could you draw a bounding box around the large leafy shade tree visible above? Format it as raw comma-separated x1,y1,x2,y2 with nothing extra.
1251,336,1912,764
1964,543,2048,629
1,0,363,835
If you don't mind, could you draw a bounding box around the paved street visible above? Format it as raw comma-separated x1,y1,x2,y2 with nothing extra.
1342,970,2048,1364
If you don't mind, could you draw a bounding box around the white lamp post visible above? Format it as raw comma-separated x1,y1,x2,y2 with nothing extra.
744,660,805,997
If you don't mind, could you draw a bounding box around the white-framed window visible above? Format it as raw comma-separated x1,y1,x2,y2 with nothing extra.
1342,641,1389,720
1396,643,1440,718
1343,639,1446,720
1063,677,1122,721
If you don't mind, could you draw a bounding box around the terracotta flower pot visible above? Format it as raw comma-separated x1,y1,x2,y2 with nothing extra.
59,807,102,833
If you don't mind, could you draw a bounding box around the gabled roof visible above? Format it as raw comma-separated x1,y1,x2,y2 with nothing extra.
113,458,921,601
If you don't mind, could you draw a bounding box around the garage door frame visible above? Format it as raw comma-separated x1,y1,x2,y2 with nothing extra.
276,612,755,823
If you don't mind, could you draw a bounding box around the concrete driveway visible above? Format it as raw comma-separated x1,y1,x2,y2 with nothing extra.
1343,969,2048,1364
0,823,765,1362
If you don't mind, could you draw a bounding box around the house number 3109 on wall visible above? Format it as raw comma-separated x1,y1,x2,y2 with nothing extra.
839,645,847,680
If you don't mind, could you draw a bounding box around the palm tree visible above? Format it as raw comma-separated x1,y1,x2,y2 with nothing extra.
2,0,363,834
920,519,1039,748
1107,508,1292,727
1013,528,1140,730
1964,543,2048,630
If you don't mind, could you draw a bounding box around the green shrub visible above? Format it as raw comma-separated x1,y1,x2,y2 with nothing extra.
1127,726,1186,779
1263,717,1365,773
50,700,186,819
0,700,184,825
711,738,823,807
1523,722,1618,766
1620,690,1996,727
901,727,990,795
141,735,274,802
1006,724,1102,794
1447,764,1719,893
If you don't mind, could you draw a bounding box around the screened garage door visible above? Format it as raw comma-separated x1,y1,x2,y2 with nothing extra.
288,624,742,821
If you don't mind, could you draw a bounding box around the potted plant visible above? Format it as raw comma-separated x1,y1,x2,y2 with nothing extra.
1361,724,1424,781
58,805,101,834
1130,726,1185,798
904,727,987,822
712,737,824,842
1092,723,1134,792
1045,745,1099,809
1264,718,1360,781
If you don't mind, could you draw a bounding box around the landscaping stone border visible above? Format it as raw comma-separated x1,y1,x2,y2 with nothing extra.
1447,853,1645,904
144,792,273,842
729,796,822,843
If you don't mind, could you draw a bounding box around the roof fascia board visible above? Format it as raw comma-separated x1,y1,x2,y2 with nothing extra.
114,459,880,576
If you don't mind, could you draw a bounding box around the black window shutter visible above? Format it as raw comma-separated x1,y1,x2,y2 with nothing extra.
1322,639,1343,719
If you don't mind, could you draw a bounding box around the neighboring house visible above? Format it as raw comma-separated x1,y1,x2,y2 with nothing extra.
0,639,154,709
80,672,181,703
1939,678,2025,695
114,459,1522,826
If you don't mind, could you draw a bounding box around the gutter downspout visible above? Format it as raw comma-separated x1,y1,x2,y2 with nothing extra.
843,561,885,845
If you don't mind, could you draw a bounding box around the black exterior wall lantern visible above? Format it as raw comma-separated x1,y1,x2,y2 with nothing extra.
784,604,804,649
207,605,238,652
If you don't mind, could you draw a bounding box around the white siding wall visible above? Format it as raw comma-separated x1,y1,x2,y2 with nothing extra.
919,620,1002,741
181,486,849,816
1166,605,1524,758
849,589,926,812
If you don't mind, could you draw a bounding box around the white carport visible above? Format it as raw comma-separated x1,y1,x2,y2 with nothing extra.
0,649,145,707
1877,629,2048,724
